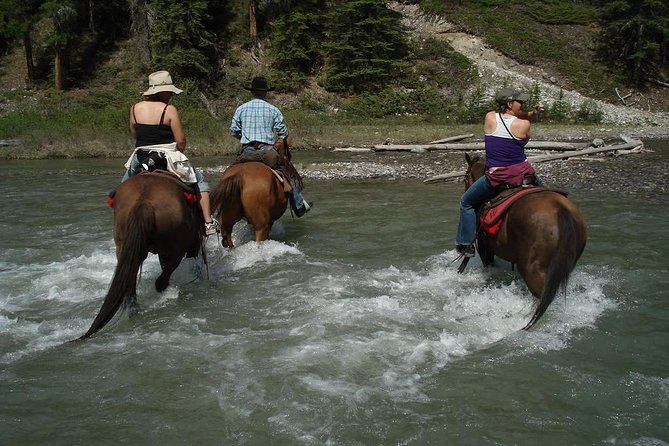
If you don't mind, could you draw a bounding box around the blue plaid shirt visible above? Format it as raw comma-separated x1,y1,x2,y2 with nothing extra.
230,98,289,145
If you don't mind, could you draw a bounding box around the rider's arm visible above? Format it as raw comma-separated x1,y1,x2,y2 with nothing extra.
167,105,187,151
128,105,137,145
273,108,289,139
511,117,531,141
230,107,242,140
515,102,544,121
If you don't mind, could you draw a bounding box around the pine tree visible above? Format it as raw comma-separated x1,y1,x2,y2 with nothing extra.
41,0,78,90
148,0,227,83
597,0,669,88
323,0,410,93
269,0,326,81
0,0,44,89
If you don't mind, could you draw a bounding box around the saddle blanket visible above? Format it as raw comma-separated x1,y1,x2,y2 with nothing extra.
479,186,546,235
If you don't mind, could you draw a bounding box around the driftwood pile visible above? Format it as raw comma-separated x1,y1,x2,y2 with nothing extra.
332,134,647,184
423,135,645,184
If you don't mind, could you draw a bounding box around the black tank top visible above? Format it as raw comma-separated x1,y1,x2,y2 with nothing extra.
133,104,176,147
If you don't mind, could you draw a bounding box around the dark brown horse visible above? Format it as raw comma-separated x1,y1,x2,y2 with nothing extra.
210,161,288,248
463,153,587,329
78,172,204,340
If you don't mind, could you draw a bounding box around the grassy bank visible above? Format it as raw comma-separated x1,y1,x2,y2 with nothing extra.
0,86,614,160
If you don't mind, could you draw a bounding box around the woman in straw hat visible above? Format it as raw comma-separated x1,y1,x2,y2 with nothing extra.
123,70,218,236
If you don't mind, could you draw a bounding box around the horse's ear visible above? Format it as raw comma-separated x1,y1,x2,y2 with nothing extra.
465,152,473,165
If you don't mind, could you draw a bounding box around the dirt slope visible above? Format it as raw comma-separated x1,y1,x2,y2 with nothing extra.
392,2,669,133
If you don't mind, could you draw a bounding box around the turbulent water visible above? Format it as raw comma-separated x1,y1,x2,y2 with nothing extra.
1,150,667,445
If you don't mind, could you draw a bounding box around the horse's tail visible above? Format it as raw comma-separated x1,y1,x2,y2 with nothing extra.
77,203,154,340
211,173,243,216
523,207,584,330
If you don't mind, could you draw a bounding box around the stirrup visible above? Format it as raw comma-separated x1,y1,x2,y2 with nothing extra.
294,201,312,218
204,220,219,236
456,244,475,258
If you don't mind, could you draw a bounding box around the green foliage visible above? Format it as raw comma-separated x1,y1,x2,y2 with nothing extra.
322,0,411,93
574,99,603,123
521,1,597,25
269,0,326,79
148,0,228,84
596,0,669,88
544,88,571,122
343,85,490,124
409,37,478,91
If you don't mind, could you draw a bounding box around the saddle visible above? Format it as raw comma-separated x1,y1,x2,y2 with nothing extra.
478,186,570,235
478,186,545,235
232,138,302,194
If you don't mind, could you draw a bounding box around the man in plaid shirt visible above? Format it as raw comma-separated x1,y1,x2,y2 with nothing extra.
230,77,312,217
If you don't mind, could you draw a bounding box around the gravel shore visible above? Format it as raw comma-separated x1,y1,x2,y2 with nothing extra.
298,134,667,195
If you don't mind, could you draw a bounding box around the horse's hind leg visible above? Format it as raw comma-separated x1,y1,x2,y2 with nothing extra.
156,253,182,292
219,208,241,249
221,220,235,248
255,225,271,242
518,265,546,300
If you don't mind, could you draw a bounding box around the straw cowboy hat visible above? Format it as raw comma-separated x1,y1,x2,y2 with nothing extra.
143,70,183,96
243,76,275,92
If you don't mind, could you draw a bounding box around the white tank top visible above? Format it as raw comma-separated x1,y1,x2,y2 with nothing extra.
486,114,518,139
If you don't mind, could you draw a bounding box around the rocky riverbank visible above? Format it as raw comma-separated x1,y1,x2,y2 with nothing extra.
296,136,667,195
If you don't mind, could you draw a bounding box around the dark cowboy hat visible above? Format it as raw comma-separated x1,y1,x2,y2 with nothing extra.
244,77,275,92
495,87,530,104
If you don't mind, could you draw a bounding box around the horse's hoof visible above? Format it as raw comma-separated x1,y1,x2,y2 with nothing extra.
155,277,169,293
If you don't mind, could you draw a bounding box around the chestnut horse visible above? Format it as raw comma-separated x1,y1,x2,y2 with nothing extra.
78,172,204,340
463,153,587,329
210,161,288,248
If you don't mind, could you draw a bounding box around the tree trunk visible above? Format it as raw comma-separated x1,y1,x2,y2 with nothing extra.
249,0,257,44
54,46,63,90
89,0,95,32
129,0,151,65
22,29,35,90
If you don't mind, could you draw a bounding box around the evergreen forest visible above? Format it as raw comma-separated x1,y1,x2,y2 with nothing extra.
0,0,667,157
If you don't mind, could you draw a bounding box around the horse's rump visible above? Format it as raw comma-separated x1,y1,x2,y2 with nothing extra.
211,162,288,248
464,152,586,329
77,173,203,340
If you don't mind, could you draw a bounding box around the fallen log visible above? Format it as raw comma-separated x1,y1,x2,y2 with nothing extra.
527,138,643,162
427,133,474,144
374,142,482,151
375,140,591,152
332,147,374,153
0,139,20,147
423,138,644,184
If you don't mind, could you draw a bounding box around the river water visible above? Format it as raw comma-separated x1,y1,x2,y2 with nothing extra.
1,142,668,445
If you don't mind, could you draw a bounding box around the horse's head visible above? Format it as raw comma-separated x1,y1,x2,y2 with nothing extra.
464,153,485,190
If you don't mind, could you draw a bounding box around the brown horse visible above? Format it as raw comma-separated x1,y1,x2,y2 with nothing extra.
210,161,288,248
78,172,204,340
463,153,587,329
